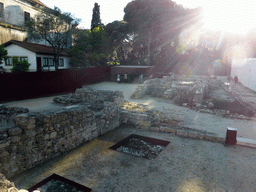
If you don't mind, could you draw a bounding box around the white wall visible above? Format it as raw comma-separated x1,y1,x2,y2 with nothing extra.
1,0,41,27
36,54,70,71
4,44,36,72
231,58,256,91
2,44,70,72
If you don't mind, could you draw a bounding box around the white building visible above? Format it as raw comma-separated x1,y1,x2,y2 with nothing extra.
1,40,70,72
0,0,46,44
231,58,256,91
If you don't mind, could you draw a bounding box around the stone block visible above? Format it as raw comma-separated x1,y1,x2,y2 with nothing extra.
203,134,217,142
149,127,160,132
216,137,225,143
27,140,35,148
136,114,148,121
50,132,57,139
25,130,37,138
27,124,36,130
208,102,214,108
164,128,176,134
195,103,202,108
44,134,50,140
8,127,22,136
11,136,21,143
138,121,151,129
0,151,10,157
15,114,29,125
176,130,189,137
46,141,52,147
159,126,165,132
0,141,11,149
188,132,203,139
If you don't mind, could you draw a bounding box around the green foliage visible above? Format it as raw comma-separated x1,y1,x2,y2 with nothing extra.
11,57,30,73
105,21,131,65
26,6,79,70
123,0,198,67
69,29,91,67
70,26,112,67
88,52,108,66
0,45,8,65
91,3,102,30
107,61,120,65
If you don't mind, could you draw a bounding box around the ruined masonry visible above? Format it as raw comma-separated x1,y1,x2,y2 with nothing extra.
0,88,124,178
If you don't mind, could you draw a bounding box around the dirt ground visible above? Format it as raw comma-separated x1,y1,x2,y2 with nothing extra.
11,126,256,192
3,81,256,139
5,80,256,191
86,82,256,140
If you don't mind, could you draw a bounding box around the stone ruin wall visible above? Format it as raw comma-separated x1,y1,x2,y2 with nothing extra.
0,26,27,45
0,89,124,178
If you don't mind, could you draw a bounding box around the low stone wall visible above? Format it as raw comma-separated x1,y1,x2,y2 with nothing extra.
0,101,121,178
53,88,124,107
0,173,23,192
121,102,184,129
130,75,207,106
0,105,29,128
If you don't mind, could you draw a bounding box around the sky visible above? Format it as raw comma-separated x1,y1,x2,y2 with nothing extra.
40,0,132,29
40,0,256,35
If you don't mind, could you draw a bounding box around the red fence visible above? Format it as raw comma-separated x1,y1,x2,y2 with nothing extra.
0,66,111,102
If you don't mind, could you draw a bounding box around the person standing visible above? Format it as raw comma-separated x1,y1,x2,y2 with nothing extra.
234,76,238,84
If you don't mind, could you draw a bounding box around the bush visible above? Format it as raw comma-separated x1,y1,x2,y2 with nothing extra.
11,57,31,73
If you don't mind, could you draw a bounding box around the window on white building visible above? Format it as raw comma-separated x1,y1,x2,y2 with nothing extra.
20,57,28,61
43,58,55,67
0,3,4,19
5,56,28,66
5,57,12,66
59,58,64,66
48,58,54,66
43,58,48,67
24,11,30,23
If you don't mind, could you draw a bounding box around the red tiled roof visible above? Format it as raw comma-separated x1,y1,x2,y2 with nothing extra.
28,0,45,6
3,40,69,57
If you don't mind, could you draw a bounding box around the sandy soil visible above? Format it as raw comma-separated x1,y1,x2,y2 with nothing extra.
3,81,256,139
86,82,256,140
11,126,256,192
6,81,256,191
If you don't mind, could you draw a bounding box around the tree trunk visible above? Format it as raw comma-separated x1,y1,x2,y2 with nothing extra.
147,29,152,65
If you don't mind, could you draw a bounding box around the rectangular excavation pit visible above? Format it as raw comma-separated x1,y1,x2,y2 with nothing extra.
28,173,92,192
110,134,170,160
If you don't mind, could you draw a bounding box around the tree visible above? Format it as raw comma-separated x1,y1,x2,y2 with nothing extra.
26,7,79,70
0,45,8,65
69,29,91,67
11,57,30,73
105,20,131,65
70,26,112,67
123,0,198,67
91,3,102,31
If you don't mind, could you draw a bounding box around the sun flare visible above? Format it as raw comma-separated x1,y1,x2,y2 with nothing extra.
202,0,256,34
175,0,256,35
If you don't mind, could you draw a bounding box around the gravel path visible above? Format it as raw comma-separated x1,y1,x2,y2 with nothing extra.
87,82,256,140
3,81,256,139
5,81,256,191
2,95,65,112
11,126,256,191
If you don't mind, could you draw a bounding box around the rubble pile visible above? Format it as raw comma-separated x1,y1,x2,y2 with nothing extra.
0,173,27,192
121,102,184,128
130,75,255,118
0,90,123,178
0,105,29,116
53,88,124,107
